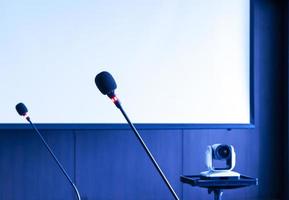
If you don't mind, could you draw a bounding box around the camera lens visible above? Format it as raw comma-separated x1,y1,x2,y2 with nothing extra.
215,145,231,159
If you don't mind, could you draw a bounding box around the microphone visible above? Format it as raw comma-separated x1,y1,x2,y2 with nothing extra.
95,71,121,109
95,71,117,98
95,71,180,200
15,103,81,200
15,103,28,117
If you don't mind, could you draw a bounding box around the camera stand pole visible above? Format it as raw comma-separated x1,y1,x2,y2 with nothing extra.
209,189,223,200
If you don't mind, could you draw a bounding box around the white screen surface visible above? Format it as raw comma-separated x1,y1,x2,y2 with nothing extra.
0,0,250,124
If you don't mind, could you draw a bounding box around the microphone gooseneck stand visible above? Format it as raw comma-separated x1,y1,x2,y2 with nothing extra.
26,117,81,200
113,99,180,200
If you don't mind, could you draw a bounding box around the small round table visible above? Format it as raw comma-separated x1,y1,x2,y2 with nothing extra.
180,175,258,200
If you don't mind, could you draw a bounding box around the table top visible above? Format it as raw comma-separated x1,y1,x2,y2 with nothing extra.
180,175,258,190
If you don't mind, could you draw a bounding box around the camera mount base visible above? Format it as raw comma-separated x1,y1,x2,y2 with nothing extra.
200,170,240,179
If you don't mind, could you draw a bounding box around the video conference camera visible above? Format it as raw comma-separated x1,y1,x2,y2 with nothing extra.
200,144,240,179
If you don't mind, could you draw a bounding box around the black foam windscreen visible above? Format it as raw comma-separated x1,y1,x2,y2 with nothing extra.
95,71,117,96
16,102,28,116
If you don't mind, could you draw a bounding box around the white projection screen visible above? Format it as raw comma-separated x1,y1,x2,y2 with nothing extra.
0,0,252,127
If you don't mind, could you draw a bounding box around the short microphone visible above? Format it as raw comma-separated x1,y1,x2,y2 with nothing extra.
95,71,180,200
15,103,81,200
15,103,28,117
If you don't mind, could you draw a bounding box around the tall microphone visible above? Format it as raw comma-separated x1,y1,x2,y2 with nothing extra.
95,71,180,200
15,103,81,200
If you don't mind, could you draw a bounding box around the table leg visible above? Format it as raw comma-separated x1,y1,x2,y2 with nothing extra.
213,189,223,200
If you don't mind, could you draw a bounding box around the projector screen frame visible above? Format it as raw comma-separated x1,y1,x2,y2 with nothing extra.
0,0,254,130
0,123,254,130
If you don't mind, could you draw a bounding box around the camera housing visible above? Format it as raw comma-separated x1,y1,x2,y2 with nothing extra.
200,144,240,179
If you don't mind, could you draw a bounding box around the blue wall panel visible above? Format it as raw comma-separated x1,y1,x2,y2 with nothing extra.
254,0,288,199
75,130,182,200
0,130,75,200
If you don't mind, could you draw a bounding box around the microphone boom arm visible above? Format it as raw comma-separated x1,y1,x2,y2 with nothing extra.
27,118,81,200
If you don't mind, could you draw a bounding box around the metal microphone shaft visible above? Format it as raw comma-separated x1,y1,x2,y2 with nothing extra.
27,117,81,200
94,71,180,200
117,103,180,200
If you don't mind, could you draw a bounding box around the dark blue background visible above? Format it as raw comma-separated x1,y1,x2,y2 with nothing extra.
0,0,288,199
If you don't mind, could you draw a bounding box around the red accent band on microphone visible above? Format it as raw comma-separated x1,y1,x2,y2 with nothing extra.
111,96,118,103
